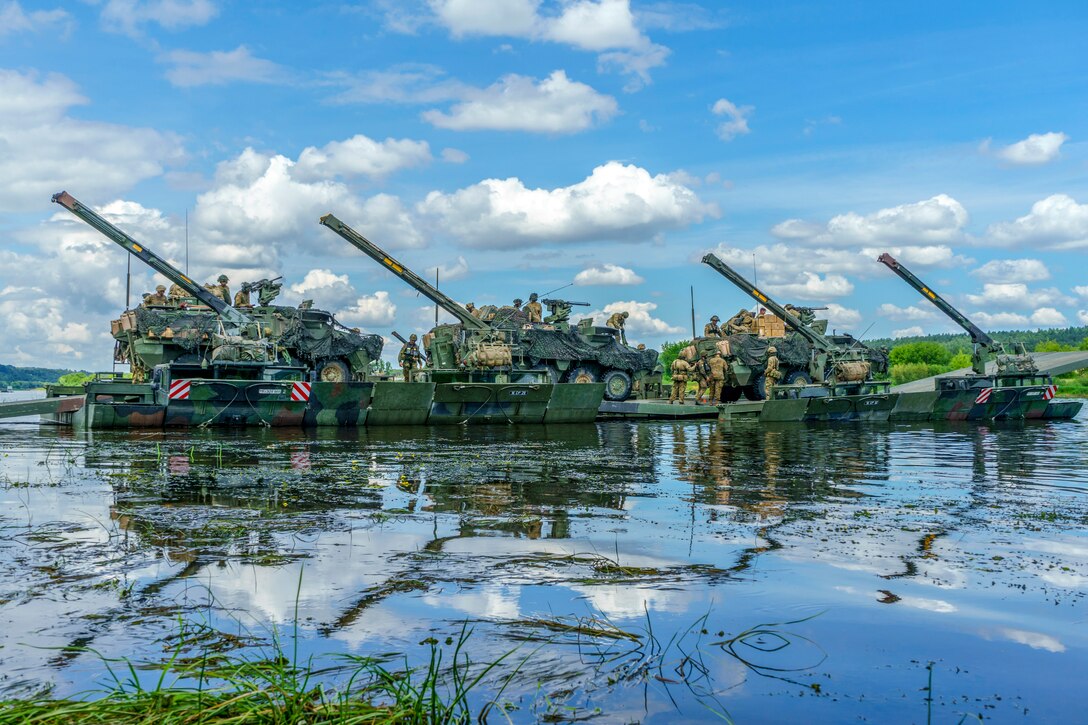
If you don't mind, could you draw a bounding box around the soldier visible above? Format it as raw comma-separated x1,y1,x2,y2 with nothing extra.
204,274,231,305
139,292,152,307
398,333,422,382
512,298,523,311
764,345,782,396
606,310,629,345
707,350,727,403
234,286,251,307
525,292,543,323
465,302,479,317
669,356,691,405
726,308,749,334
636,343,646,350
694,352,711,403
167,283,186,303
703,315,722,337
146,284,168,305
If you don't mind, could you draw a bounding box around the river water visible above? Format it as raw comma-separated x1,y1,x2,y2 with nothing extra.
1,394,1086,722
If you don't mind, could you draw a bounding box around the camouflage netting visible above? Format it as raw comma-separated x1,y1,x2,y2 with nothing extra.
134,307,221,351
275,309,384,362
725,333,812,369
521,328,659,372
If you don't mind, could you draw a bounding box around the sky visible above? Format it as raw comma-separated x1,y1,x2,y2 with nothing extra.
2,0,1087,370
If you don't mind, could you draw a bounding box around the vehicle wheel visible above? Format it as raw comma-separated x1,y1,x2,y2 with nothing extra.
317,359,350,383
565,365,599,384
544,364,562,384
785,370,812,385
721,385,743,403
601,369,634,401
743,374,766,400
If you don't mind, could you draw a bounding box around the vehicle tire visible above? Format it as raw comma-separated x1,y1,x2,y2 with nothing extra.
721,385,743,403
565,365,599,384
601,369,634,401
785,370,812,385
743,373,766,400
545,364,562,384
316,359,350,383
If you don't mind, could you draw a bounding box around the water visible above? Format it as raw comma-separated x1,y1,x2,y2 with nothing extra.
1,403,1087,722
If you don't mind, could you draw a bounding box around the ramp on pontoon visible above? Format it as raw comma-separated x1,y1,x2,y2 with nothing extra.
892,351,1088,393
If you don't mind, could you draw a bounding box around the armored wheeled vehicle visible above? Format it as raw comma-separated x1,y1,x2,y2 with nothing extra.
319,214,659,401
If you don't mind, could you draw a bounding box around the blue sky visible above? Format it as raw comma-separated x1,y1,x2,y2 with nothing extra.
2,0,1087,369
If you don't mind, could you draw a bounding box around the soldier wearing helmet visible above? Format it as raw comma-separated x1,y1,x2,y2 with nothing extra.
706,350,727,403
146,284,168,306
525,292,543,323
669,356,691,405
606,310,630,345
764,345,782,396
399,333,423,382
205,274,232,305
703,315,722,337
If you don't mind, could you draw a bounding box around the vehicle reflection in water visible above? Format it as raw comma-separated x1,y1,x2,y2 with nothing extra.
1,412,1087,721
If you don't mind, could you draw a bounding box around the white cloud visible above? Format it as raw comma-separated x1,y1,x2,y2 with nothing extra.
419,161,716,248
432,256,469,282
964,283,1074,310
773,195,968,247
878,303,936,321
338,291,397,327
970,311,1028,328
591,300,684,337
971,258,1050,282
294,134,432,180
161,46,286,87
422,70,618,133
0,1,72,38
441,147,469,163
764,272,853,301
1078,310,1088,325
892,326,925,339
574,263,644,286
328,64,467,105
1030,307,1067,326
0,69,185,212
101,0,218,36
429,0,539,37
711,98,752,141
987,194,1088,249
995,132,1068,166
824,303,862,329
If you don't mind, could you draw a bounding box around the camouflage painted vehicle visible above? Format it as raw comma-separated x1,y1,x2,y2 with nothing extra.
690,253,888,402
319,213,657,402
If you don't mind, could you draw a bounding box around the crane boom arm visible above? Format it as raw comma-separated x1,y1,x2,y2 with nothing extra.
701,253,834,352
877,253,997,350
51,191,250,327
319,213,490,331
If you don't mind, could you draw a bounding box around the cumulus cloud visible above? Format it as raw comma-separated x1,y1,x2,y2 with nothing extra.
773,195,968,247
432,256,469,282
422,70,618,133
591,300,684,336
418,161,716,248
878,303,936,321
0,69,185,212
970,308,1067,329
441,147,469,163
892,326,925,339
161,45,287,87
987,194,1088,249
0,1,72,38
711,98,752,141
964,283,1074,310
294,134,432,180
971,258,1049,283
1030,307,1067,326
1074,286,1088,298
101,0,218,36
430,0,539,37
1078,310,1088,325
764,272,853,301
994,132,1068,166
574,263,644,286
824,303,862,329
338,290,397,327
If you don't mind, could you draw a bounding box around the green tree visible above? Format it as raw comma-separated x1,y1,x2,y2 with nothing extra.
659,341,688,382
1034,340,1075,352
57,372,95,386
889,341,952,366
948,352,972,369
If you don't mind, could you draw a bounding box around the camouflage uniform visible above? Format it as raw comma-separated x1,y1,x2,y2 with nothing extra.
525,293,543,323
205,274,231,305
703,316,721,337
764,346,781,395
694,353,711,403
726,308,750,334
669,358,691,404
146,285,168,306
399,334,423,382
707,352,727,403
465,302,479,318
512,298,523,312
168,283,186,302
606,311,629,345
234,288,251,307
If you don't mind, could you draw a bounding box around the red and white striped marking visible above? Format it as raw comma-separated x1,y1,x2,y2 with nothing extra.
290,381,312,401
1044,384,1057,400
168,379,191,400
974,387,993,404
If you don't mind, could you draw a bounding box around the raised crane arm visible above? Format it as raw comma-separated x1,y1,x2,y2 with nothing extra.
701,253,834,352
51,191,251,329
877,253,998,350
319,213,490,331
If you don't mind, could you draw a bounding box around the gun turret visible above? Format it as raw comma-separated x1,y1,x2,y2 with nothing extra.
240,276,284,306
701,253,836,353
541,298,589,325
390,331,408,345
52,191,251,330
877,252,1032,375
319,214,490,332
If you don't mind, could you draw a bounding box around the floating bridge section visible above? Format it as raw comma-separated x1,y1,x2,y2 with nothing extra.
0,395,84,421
891,351,1088,393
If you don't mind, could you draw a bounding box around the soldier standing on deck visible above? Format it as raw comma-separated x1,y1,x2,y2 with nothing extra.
525,293,543,323
703,315,722,337
694,352,711,404
399,334,422,382
764,346,782,396
606,310,629,345
168,283,186,303
707,350,727,403
669,356,691,405
205,274,231,305
146,285,168,305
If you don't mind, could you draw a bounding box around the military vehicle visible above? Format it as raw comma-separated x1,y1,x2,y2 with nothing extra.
319,213,658,402
876,252,1082,421
692,253,887,402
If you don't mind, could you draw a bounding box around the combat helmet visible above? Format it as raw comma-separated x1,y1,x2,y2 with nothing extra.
218,274,229,283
